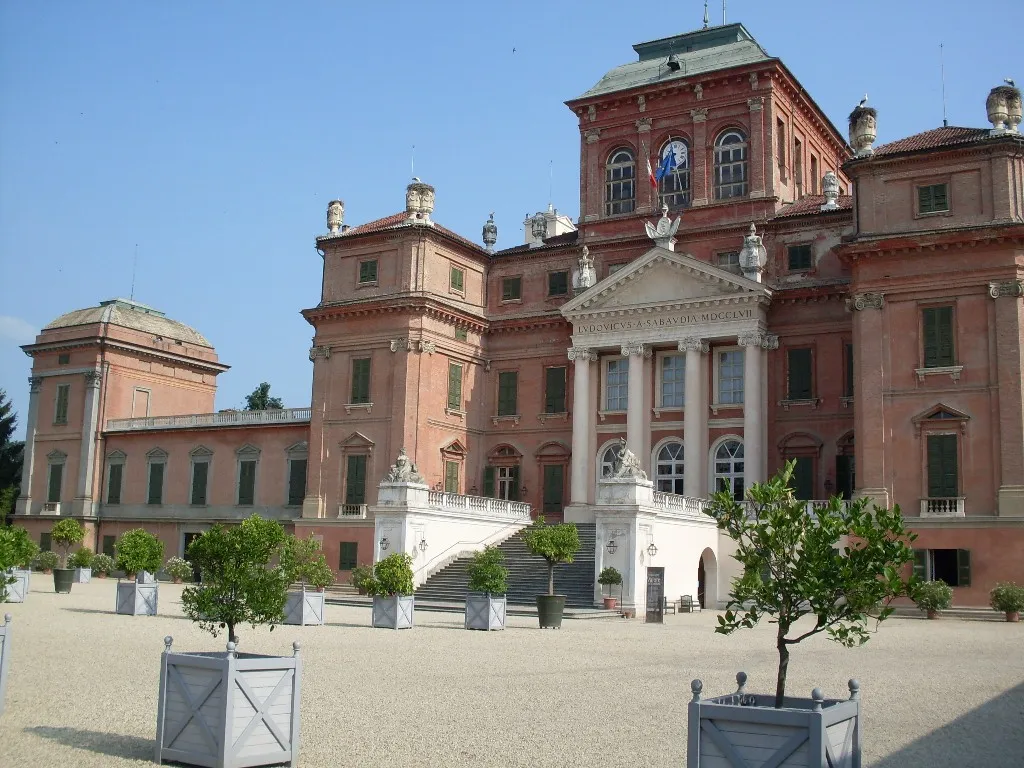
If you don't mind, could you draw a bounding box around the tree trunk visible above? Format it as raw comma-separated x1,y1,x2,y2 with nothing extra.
547,561,555,595
227,622,237,646
775,630,790,708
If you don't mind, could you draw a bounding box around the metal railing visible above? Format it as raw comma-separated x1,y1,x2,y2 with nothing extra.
426,491,532,519
106,407,312,432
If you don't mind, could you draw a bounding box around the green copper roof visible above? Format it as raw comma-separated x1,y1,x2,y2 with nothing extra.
574,23,770,100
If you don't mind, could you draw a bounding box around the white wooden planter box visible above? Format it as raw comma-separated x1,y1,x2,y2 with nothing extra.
137,570,157,584
372,595,414,629
156,637,302,768
465,594,506,631
116,581,159,615
688,673,861,768
5,569,30,603
73,567,92,584
0,614,11,716
283,588,325,626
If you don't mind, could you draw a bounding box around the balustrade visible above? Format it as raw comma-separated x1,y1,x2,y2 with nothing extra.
106,407,312,432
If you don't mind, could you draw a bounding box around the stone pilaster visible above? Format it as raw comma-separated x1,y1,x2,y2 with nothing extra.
568,347,597,504
679,338,709,497
621,343,651,462
738,332,778,486
15,376,44,515
747,97,766,198
850,291,889,508
690,109,709,206
72,370,103,517
990,280,1024,515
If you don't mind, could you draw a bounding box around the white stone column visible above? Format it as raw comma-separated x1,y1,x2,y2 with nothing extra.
739,331,778,487
15,376,44,515
679,338,709,498
74,370,103,515
568,347,597,504
621,343,649,461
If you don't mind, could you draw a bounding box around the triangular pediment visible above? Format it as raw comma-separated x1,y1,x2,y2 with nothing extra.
562,246,769,318
912,403,970,425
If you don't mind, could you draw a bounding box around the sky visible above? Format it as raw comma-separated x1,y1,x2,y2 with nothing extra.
1,1,1021,438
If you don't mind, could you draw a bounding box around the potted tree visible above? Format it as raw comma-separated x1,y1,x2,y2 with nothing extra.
32,550,58,574
280,533,334,626
990,582,1024,622
69,547,94,583
163,556,193,584
50,518,85,593
598,566,622,610
914,579,952,619
160,514,300,768
1,526,37,603
690,462,917,768
465,546,508,631
114,528,165,615
522,515,580,629
350,564,374,595
367,552,415,629
90,553,114,579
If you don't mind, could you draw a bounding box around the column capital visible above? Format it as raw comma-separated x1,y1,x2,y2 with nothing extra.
84,370,103,389
635,118,652,132
620,342,651,358
677,337,709,354
584,128,601,144
988,280,1023,299
567,346,597,363
738,331,779,350
308,345,332,361
747,97,764,112
690,108,708,123
28,376,44,393
846,292,885,311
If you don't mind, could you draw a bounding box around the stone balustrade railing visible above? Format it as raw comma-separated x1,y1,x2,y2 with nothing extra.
338,504,368,519
652,491,711,517
106,407,312,432
920,497,965,517
426,491,532,519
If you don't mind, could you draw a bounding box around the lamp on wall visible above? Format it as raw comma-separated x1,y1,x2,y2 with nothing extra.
647,541,658,557
824,476,834,495
433,481,443,492
379,536,390,551
470,485,478,496
606,539,618,555
520,485,528,497
418,537,428,552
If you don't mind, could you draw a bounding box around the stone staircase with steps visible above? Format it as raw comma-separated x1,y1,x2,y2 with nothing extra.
415,523,598,608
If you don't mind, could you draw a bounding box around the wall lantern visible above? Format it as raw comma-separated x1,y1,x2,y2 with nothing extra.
379,536,390,552
824,476,835,495
647,541,658,557
418,537,428,552
606,539,618,555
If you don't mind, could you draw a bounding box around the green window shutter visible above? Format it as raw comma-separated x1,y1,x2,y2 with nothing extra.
545,367,566,413
845,344,854,397
508,465,520,501
956,549,971,587
444,461,460,493
148,463,164,505
926,434,958,498
543,464,564,513
450,267,464,292
787,348,813,399
787,245,812,271
351,358,371,404
40,532,52,552
238,460,256,505
933,184,948,211
107,463,123,505
359,260,378,283
191,462,209,505
788,457,814,500
548,271,568,296
447,363,463,410
498,371,518,416
288,459,307,506
502,277,521,301
102,535,116,557
455,327,467,341
339,542,358,570
918,186,932,213
346,454,367,505
55,384,70,424
923,306,954,367
483,466,495,497
47,464,63,503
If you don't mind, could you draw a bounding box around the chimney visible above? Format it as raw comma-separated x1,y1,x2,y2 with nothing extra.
405,179,435,225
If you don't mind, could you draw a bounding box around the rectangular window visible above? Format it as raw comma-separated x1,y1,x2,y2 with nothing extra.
107,463,123,505
788,457,814,500
54,384,70,425
844,343,854,397
447,362,463,410
288,458,307,506
776,119,786,175
496,465,519,500
927,434,958,498
444,460,460,493
350,357,371,404
40,532,52,552
605,359,629,411
147,462,164,505
501,277,522,301
358,259,378,284
660,354,686,408
544,366,567,414
918,184,949,214
450,265,465,293
717,350,745,404
716,251,740,271
787,244,813,271
548,271,569,296
237,460,257,506
497,371,518,416
810,156,818,194
793,137,803,190
132,388,151,417
455,327,468,341
543,464,564,514
47,463,63,503
191,461,209,505
58,353,70,365
608,263,626,276
102,535,116,558
786,348,813,400
914,548,971,587
339,542,358,570
922,306,954,368
345,454,367,505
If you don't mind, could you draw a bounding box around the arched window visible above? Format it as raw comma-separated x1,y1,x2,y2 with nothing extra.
600,443,624,478
658,138,691,209
714,130,748,199
713,439,745,500
605,149,636,215
655,442,685,494
484,445,520,500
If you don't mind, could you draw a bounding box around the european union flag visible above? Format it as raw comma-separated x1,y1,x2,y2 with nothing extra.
655,151,676,181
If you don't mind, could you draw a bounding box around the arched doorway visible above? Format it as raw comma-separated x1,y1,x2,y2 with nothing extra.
698,547,718,609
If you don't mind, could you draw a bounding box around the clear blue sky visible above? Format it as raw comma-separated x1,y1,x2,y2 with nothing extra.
2,1,1021,437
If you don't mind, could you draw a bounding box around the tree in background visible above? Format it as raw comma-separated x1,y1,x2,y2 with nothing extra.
0,389,24,524
243,382,284,411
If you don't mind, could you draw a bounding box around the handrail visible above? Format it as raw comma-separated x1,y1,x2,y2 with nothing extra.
425,491,531,519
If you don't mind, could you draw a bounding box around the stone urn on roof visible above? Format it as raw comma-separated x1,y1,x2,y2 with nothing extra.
848,96,877,157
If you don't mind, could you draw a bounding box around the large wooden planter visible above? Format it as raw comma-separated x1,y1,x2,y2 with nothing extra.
116,580,159,615
283,588,325,626
0,614,10,716
73,567,92,584
136,570,157,584
4,569,30,603
465,594,506,631
155,637,302,768
372,595,414,629
688,673,861,768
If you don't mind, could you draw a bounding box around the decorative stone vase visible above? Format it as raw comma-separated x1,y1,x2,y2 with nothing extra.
602,596,619,610
1006,89,1023,133
848,107,877,157
155,637,302,768
536,595,566,629
465,594,506,631
4,569,30,603
73,567,92,584
371,595,414,629
987,87,1010,131
116,580,159,615
0,614,11,716
926,609,939,620
53,567,74,594
688,673,862,768
283,587,325,626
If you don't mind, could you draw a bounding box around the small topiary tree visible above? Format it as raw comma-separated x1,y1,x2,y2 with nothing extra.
90,553,114,577
114,528,165,578
706,461,917,708
180,514,289,643
69,547,94,569
280,534,336,590
598,566,622,598
350,564,374,594
365,552,414,597
32,550,59,572
914,579,953,616
50,519,85,569
164,556,194,583
989,582,1024,619
467,546,508,595
0,526,37,600
522,515,580,596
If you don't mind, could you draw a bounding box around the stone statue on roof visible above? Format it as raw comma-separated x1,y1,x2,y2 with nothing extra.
739,223,767,283
327,200,344,234
645,204,681,251
574,245,596,292
386,448,425,484
611,438,648,481
820,171,840,211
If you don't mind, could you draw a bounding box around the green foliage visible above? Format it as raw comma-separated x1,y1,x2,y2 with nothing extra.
989,582,1024,613
90,553,114,575
0,486,17,526
913,580,953,612
467,546,508,595
69,547,94,569
0,389,25,523
365,552,414,597
706,461,917,708
114,528,165,577
164,556,194,582
280,534,335,589
32,550,59,572
0,526,38,569
50,518,85,568
243,382,284,411
598,566,622,586
522,515,580,595
349,564,374,593
180,514,289,642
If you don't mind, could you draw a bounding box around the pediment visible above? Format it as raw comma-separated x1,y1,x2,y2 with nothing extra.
339,431,374,449
912,403,970,425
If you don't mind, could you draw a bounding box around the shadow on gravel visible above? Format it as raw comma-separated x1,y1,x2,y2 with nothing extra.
871,682,1024,768
25,726,153,760
60,607,190,619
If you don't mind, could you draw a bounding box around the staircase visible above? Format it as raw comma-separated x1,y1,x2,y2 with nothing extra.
415,523,597,608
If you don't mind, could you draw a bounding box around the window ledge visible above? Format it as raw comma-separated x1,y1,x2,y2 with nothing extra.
546,294,569,302
914,209,952,220
500,298,522,305
537,412,569,424
355,281,379,289
778,397,821,410
598,409,626,422
709,403,743,416
840,396,854,409
652,406,684,418
344,402,373,415
492,414,521,426
915,365,963,384
445,407,466,419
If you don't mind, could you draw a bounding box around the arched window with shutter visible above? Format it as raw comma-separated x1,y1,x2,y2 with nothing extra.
605,148,636,215
714,130,748,199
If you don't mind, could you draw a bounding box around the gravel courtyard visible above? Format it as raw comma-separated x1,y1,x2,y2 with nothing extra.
1,579,1022,767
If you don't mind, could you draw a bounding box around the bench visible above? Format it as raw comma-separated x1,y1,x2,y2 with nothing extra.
662,596,677,615
679,594,701,613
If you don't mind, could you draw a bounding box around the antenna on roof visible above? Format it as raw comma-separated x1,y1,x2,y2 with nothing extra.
703,1,709,28
548,159,553,206
939,43,948,127
411,144,415,178
130,244,138,301
722,0,726,24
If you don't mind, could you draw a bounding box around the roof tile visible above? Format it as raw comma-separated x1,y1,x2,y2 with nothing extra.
337,212,484,252
773,195,852,218
870,126,993,158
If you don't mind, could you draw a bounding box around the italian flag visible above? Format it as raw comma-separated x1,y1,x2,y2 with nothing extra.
646,154,658,188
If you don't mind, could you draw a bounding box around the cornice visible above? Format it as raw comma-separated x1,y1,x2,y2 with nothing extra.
303,296,489,333
22,337,229,374
838,224,1024,260
565,293,769,322
487,315,570,335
